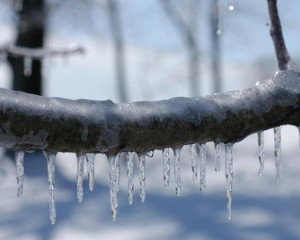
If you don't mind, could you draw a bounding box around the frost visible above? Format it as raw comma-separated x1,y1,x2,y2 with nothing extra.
139,154,146,203
257,131,265,176
162,148,170,188
109,154,120,221
200,144,207,192
77,154,85,203
15,150,25,197
274,127,281,183
214,142,221,172
44,151,57,225
86,153,95,191
24,57,32,77
225,143,234,220
173,147,182,196
191,144,199,182
127,152,134,205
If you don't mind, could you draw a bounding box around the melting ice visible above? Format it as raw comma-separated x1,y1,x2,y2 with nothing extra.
162,148,170,187
173,147,182,196
86,153,95,191
127,152,134,205
15,150,25,197
225,143,233,220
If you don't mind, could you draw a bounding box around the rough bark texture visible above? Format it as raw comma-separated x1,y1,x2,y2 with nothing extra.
0,70,299,155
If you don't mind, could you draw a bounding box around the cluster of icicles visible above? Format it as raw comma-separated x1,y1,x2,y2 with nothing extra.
13,126,283,224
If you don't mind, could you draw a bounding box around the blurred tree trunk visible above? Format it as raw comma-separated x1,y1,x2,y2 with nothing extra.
107,0,128,103
8,0,45,95
210,0,222,93
159,0,200,97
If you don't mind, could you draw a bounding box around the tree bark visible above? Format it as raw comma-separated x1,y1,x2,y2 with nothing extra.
0,69,299,155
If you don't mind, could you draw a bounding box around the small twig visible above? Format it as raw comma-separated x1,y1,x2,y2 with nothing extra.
0,44,85,60
267,0,291,70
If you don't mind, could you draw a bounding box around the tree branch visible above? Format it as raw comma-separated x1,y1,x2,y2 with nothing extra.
0,70,299,155
267,0,291,70
0,44,85,60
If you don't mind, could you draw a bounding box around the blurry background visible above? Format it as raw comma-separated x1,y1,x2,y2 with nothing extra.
1,0,300,239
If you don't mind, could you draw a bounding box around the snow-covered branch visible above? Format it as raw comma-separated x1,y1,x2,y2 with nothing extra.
0,44,85,60
0,69,299,155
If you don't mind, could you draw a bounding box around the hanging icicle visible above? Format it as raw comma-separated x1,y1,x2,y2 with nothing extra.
23,57,32,77
15,150,25,197
200,144,207,192
225,143,234,220
109,155,120,221
127,152,134,205
173,147,182,196
214,142,221,172
191,144,200,182
44,151,57,225
139,154,146,203
257,131,265,176
86,153,95,191
76,154,85,203
162,148,170,188
274,127,281,183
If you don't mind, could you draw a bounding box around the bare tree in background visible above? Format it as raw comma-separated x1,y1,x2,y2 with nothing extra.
210,0,222,93
8,0,45,95
159,0,200,97
107,0,128,103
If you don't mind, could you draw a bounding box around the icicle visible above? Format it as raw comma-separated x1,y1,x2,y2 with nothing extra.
191,144,199,182
15,150,25,197
225,143,234,220
173,147,182,196
44,151,57,225
24,57,32,77
127,152,134,205
146,150,154,157
274,127,281,183
200,144,207,192
214,142,221,172
109,155,120,221
228,0,234,11
76,154,85,203
162,148,170,188
139,154,146,203
257,131,265,176
86,153,95,191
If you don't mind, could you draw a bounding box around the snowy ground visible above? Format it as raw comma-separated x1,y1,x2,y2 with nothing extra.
0,126,300,240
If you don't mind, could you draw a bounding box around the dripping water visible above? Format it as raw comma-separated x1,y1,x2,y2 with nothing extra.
24,57,32,77
228,0,234,11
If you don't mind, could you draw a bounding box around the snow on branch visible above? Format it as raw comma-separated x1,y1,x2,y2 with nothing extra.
0,43,85,60
0,69,299,155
